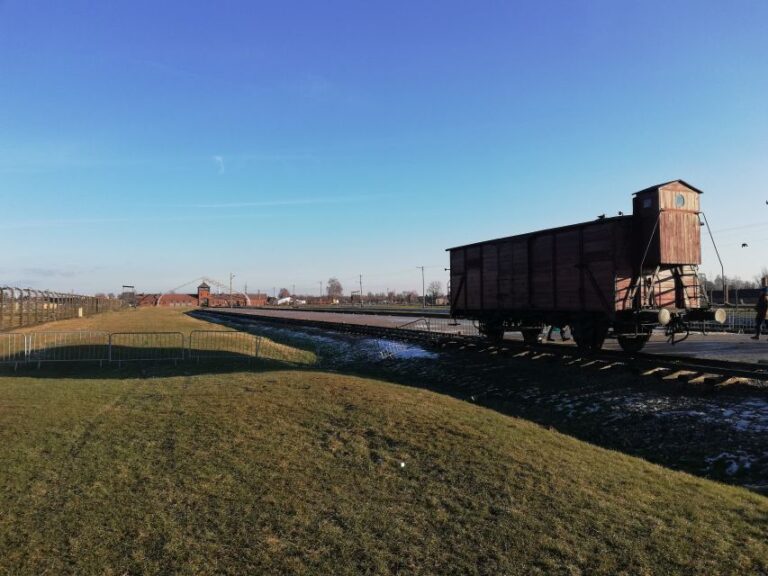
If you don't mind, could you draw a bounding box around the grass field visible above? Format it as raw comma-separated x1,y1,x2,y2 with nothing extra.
1,309,766,574
7,307,316,365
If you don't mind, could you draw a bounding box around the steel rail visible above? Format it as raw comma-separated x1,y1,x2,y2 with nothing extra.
253,305,451,318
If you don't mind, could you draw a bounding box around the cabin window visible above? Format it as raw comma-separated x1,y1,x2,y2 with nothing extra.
643,198,652,208
675,193,685,208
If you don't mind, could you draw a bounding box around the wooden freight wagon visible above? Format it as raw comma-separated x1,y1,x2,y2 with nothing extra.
447,180,725,352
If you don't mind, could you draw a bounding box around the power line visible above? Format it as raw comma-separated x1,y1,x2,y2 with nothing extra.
712,221,768,234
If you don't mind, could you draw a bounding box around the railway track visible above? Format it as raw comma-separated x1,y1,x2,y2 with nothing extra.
259,305,451,318
196,310,768,387
440,341,768,387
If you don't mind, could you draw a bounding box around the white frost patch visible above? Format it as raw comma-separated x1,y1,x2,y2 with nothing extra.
717,399,768,433
705,451,758,476
602,393,768,435
373,339,438,360
214,318,438,363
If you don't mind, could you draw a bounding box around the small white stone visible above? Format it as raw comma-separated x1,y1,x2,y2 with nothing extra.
399,461,406,468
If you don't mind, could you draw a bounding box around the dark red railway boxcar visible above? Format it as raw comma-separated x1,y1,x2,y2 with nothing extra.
447,180,725,352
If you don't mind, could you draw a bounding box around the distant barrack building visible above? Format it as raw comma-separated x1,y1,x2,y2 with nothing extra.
137,282,267,308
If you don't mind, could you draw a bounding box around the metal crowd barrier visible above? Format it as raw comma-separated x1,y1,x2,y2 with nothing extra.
397,312,759,339
688,308,762,334
0,333,26,365
188,330,260,360
108,332,186,363
0,330,265,367
397,316,480,339
26,331,110,364
254,337,316,364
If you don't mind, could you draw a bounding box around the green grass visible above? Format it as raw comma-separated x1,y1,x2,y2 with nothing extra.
0,370,766,574
10,306,235,335
0,308,766,574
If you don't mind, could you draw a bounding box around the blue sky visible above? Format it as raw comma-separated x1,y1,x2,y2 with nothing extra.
1,0,767,295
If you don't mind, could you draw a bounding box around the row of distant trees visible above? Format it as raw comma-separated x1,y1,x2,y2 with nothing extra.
274,278,447,305
95,280,448,306
699,267,768,291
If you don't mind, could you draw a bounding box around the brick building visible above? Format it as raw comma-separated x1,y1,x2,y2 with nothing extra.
139,282,267,308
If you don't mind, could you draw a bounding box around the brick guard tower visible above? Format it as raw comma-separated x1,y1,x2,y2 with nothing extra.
197,282,210,307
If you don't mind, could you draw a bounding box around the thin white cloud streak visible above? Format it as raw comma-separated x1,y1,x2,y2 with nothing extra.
2,266,105,279
241,152,317,163
183,194,393,209
213,155,225,174
0,213,268,231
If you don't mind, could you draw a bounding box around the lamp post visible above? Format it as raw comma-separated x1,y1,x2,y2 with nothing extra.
417,266,425,308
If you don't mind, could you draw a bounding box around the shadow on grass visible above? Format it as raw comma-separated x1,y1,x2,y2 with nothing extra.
4,335,767,491
0,344,319,380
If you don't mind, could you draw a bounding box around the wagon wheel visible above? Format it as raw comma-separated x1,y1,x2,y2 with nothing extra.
521,328,541,345
479,320,505,343
572,316,609,354
617,333,651,353
571,321,592,352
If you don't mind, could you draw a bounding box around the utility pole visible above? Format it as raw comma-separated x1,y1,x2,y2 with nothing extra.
292,284,295,297
359,274,363,308
229,273,235,307
417,266,425,308
445,267,451,306
319,281,323,299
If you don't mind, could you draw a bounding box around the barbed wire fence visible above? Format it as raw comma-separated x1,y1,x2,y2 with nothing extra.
0,287,123,332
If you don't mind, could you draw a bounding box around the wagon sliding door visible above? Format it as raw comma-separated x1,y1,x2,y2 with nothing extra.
581,223,619,313
464,246,482,311
554,230,581,310
450,249,467,312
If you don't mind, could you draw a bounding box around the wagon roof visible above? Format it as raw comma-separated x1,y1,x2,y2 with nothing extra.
632,179,703,195
446,214,632,251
